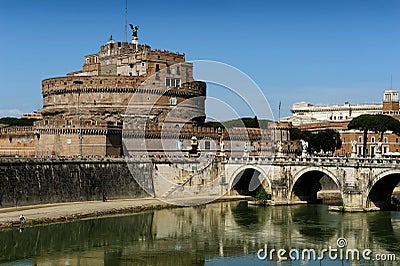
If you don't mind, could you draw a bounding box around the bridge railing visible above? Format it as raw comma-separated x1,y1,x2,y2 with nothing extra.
2,155,400,167
225,155,400,166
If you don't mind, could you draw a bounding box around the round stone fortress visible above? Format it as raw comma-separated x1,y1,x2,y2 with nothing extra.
39,38,206,126
35,35,207,157
41,76,206,125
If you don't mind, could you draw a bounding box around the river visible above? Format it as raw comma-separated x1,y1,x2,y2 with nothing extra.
0,202,399,265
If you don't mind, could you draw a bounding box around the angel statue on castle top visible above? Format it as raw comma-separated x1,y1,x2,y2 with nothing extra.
129,24,139,38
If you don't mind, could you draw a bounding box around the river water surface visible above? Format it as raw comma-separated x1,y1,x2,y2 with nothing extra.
0,202,399,265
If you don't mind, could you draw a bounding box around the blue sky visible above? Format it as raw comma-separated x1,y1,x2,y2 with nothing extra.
0,0,399,119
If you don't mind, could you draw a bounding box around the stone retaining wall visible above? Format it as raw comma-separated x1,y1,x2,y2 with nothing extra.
0,158,149,207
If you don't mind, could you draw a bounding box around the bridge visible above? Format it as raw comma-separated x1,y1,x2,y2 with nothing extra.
0,156,399,211
153,156,400,211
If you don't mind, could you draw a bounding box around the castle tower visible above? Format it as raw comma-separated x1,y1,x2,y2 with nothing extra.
382,90,399,112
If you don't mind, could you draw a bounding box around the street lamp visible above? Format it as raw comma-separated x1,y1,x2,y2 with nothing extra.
73,80,83,157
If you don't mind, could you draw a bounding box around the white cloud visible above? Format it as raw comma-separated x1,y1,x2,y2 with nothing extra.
0,109,23,118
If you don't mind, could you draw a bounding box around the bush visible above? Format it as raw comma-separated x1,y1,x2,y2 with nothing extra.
255,187,271,205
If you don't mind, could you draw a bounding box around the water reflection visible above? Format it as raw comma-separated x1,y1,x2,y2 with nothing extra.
291,205,341,243
0,202,399,265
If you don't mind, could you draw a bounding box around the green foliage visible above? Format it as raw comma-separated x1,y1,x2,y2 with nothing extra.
348,114,400,157
348,114,400,135
289,127,304,140
204,117,272,129
203,121,225,129
290,128,341,154
255,187,271,205
0,117,38,126
311,129,342,154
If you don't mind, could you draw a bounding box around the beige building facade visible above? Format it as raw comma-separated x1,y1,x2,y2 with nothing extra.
289,90,400,157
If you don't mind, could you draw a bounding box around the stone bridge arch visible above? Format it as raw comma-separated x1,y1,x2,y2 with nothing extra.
366,169,400,210
228,165,272,197
289,167,342,203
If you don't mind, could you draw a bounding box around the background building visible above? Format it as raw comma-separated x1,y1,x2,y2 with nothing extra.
282,90,400,157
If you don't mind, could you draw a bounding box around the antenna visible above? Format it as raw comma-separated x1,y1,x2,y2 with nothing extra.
391,74,393,90
124,0,128,42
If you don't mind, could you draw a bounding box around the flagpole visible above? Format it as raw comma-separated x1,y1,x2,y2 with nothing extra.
278,101,281,121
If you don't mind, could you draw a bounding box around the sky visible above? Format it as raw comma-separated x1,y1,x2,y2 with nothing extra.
0,0,399,120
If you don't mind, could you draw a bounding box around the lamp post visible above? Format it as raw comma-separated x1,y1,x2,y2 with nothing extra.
73,80,83,157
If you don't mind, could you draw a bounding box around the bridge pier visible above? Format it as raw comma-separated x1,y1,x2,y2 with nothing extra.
270,186,289,203
339,190,366,212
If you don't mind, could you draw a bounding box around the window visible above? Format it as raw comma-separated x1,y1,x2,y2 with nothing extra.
383,146,389,154
176,66,180,75
358,146,363,155
155,64,160,72
358,136,362,143
205,141,210,150
371,137,375,143
166,66,171,74
170,97,177,106
384,137,388,143
166,78,181,87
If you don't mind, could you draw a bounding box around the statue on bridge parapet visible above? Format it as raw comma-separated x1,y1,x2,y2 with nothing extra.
375,138,383,158
351,140,357,158
219,140,225,157
301,139,308,158
277,140,283,157
243,142,250,158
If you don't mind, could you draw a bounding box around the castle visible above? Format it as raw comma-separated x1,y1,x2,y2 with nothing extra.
0,28,290,158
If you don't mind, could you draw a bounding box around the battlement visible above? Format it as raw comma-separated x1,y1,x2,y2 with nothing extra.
42,75,143,96
0,126,35,136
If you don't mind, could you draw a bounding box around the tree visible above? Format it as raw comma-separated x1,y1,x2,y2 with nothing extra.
312,129,342,155
347,114,400,157
0,117,39,126
290,128,341,155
